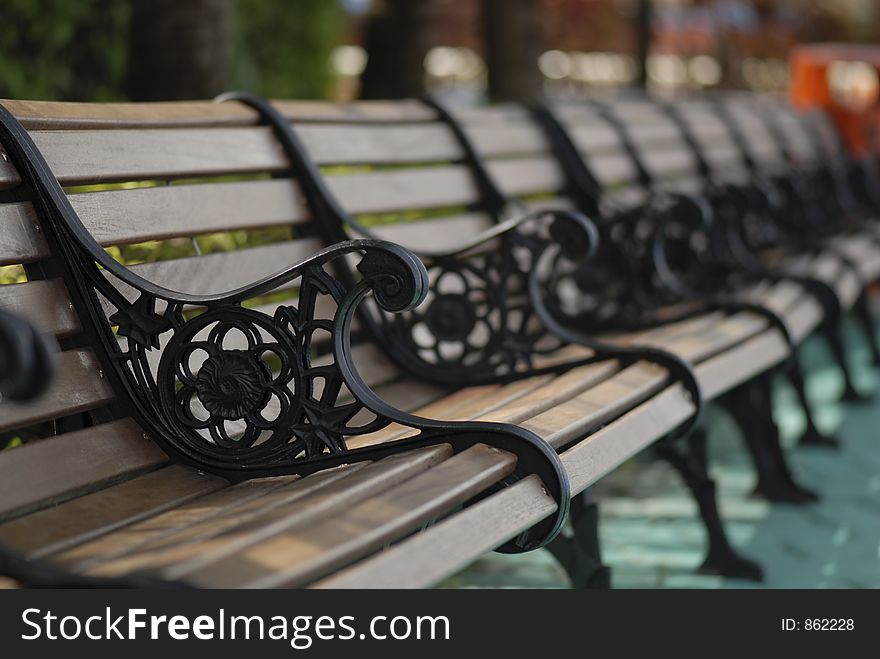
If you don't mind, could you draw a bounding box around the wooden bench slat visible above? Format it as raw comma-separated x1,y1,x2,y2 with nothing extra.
29,128,289,185
558,322,793,501
0,349,113,432
454,105,533,125
586,152,639,185
69,174,486,250
368,377,450,414
489,156,565,196
83,444,452,580
366,212,495,251
296,122,463,164
351,357,621,449
59,465,361,572
330,164,477,214
0,419,165,521
0,465,227,558
4,121,490,188
641,149,698,178
526,362,667,449
183,443,516,588
312,473,556,588
561,383,695,494
0,202,48,265
0,279,79,337
559,125,622,154
466,124,550,158
68,179,308,246
2,98,438,130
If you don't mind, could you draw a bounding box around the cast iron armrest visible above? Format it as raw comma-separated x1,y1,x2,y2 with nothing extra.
345,205,600,261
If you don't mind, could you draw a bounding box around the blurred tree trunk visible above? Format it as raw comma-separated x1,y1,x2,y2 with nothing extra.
483,0,542,103
125,0,232,101
360,0,438,99
635,0,651,89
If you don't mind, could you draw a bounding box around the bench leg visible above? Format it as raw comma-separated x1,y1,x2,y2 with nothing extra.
722,376,819,503
784,357,842,448
854,288,880,367
546,493,611,589
655,428,764,582
822,321,870,403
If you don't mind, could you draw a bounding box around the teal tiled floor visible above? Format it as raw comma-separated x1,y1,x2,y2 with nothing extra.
446,320,880,588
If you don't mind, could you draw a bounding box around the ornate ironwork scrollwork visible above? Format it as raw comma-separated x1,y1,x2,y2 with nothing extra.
0,102,571,555
366,209,609,384
222,93,703,438
222,92,614,386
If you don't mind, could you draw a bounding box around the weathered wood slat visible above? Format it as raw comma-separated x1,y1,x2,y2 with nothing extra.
2,98,438,130
0,279,79,337
365,213,495,250
0,349,113,432
466,124,550,157
641,149,698,178
295,123,463,164
0,419,165,521
525,362,667,449
30,128,289,184
0,465,227,558
350,357,621,449
87,445,452,580
330,164,477,214
311,474,555,588
60,465,361,572
584,151,638,185
0,202,48,265
9,123,469,186
561,125,622,154
489,156,566,196
183,444,516,588
453,105,532,126
68,179,308,245
66,173,487,249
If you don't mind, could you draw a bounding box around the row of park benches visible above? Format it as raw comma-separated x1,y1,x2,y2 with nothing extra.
0,90,877,588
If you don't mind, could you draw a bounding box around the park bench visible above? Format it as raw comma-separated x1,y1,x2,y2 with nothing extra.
444,100,829,493
690,93,880,395
0,95,858,588
237,93,842,576
534,94,873,412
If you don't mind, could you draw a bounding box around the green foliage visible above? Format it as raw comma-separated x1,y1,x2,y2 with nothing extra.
0,0,129,100
232,0,344,99
0,0,343,102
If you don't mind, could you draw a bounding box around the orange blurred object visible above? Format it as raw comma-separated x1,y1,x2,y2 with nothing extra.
790,43,880,157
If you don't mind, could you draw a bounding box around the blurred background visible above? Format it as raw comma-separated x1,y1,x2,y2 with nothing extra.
1,0,879,106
